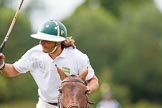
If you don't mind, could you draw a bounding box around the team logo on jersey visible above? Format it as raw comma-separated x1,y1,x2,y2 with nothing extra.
62,67,70,74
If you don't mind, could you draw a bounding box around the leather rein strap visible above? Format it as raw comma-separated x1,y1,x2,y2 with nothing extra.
61,79,87,86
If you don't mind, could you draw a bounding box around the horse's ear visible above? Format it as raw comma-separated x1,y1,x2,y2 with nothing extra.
55,64,68,80
78,68,88,81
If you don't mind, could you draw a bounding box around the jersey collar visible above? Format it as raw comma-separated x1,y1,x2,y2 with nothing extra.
57,48,67,58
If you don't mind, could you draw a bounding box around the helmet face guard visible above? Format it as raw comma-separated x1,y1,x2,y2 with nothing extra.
31,20,67,42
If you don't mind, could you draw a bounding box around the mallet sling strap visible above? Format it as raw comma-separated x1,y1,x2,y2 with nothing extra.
61,75,87,86
0,62,5,70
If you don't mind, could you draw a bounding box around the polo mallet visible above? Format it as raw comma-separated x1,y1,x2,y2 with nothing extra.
0,0,24,53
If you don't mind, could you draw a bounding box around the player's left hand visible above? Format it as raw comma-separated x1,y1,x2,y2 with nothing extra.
86,86,91,95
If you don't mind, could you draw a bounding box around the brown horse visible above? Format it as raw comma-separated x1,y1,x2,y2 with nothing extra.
56,65,92,108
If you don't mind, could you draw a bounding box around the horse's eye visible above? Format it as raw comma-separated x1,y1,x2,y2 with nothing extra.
59,89,62,93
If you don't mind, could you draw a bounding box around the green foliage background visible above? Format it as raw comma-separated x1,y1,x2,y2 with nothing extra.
1,0,162,107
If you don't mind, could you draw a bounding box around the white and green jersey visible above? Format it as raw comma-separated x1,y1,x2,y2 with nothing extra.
13,44,95,103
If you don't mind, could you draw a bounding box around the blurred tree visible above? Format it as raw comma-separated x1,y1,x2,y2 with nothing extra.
0,76,11,102
0,0,7,7
86,0,153,17
64,7,120,72
114,2,162,103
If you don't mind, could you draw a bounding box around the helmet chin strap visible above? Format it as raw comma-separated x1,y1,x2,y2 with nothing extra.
49,42,61,54
49,45,58,54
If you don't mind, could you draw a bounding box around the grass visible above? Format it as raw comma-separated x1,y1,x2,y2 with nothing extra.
0,100,36,108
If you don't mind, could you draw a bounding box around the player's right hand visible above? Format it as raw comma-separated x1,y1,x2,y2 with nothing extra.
0,53,5,70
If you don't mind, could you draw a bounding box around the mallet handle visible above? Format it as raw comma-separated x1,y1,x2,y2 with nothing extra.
0,0,24,53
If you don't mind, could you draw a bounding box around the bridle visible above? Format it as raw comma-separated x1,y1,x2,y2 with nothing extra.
58,75,93,108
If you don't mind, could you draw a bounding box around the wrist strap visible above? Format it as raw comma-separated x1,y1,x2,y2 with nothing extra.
0,62,5,70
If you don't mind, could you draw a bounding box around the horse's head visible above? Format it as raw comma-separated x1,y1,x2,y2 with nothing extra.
56,65,90,108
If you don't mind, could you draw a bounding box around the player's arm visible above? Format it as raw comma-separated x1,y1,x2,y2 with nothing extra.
1,64,20,77
87,75,99,94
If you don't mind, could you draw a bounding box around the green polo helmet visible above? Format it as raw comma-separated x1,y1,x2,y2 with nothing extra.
31,20,67,42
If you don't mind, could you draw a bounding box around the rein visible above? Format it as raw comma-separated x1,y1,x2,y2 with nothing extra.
61,79,87,86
